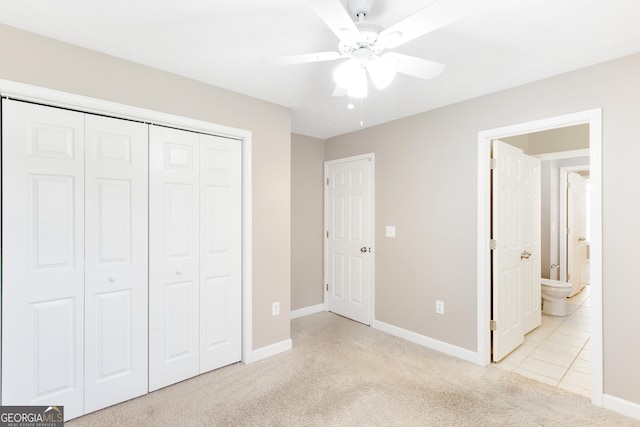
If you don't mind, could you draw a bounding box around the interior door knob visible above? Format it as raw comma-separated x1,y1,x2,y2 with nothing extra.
176,269,183,275
520,251,531,260
360,247,367,253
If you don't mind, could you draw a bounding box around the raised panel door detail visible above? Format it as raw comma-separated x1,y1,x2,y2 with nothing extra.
95,133,131,164
164,143,193,170
349,256,363,304
350,195,363,241
2,100,85,420
333,195,345,240
166,183,194,259
203,277,229,349
326,156,373,325
31,175,75,269
84,113,149,414
204,186,230,255
96,179,131,264
165,281,196,361
28,122,75,159
31,298,77,398
199,134,241,374
491,140,525,362
332,254,345,299
149,125,200,392
94,290,133,381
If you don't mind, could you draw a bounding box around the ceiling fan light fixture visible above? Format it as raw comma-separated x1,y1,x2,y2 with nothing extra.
346,76,368,98
366,56,397,89
333,58,362,89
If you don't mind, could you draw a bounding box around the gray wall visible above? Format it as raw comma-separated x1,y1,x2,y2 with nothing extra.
291,133,325,310
0,24,291,351
325,52,640,405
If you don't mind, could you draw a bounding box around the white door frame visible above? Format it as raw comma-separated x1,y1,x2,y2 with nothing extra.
323,153,375,325
476,109,603,405
559,165,590,284
0,79,255,365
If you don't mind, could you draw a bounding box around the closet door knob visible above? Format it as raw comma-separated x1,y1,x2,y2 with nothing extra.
108,276,116,282
176,269,183,275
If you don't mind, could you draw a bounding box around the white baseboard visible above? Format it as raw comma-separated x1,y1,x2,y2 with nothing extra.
290,303,325,319
603,394,640,421
247,339,292,364
372,320,480,365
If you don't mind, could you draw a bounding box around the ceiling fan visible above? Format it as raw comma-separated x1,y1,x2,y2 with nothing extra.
269,0,471,98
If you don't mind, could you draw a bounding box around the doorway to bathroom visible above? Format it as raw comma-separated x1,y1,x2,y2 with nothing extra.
493,127,592,397
476,108,602,405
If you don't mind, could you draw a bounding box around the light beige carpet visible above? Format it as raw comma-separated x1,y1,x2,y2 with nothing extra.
69,312,639,426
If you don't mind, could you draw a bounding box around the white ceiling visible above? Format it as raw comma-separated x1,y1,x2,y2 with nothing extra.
1,0,639,139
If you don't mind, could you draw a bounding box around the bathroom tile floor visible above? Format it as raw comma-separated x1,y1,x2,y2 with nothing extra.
495,285,591,397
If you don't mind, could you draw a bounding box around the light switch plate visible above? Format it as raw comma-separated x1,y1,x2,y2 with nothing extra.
386,226,396,237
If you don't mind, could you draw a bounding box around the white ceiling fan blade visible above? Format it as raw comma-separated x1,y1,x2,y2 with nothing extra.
307,0,359,41
384,52,445,80
378,0,472,49
264,51,342,66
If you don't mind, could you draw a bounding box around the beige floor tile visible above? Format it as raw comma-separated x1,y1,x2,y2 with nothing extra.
513,368,559,387
554,326,590,340
547,333,588,348
537,341,582,358
569,358,590,374
561,369,591,390
529,348,576,368
577,348,591,362
518,357,567,380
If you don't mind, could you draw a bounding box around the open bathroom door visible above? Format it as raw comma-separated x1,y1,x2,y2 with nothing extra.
567,172,588,296
491,140,525,362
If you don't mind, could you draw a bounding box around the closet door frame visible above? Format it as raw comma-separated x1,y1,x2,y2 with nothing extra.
0,80,255,371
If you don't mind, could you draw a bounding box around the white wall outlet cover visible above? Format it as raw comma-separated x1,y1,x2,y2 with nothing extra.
385,226,396,237
436,300,445,314
272,302,280,316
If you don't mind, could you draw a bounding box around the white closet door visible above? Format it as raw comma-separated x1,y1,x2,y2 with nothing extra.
84,115,148,411
149,126,200,391
1,100,85,419
199,134,242,372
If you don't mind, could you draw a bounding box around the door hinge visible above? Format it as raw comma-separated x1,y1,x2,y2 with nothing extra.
490,320,497,331
490,239,497,250
567,273,571,281
490,158,497,169
326,177,329,186
326,230,329,238
326,283,328,291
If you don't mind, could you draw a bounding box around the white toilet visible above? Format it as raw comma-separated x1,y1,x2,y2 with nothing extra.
541,278,572,316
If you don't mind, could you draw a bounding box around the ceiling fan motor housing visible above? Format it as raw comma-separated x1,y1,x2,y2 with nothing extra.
348,0,374,18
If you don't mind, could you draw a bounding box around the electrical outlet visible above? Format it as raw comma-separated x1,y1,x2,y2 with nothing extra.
385,226,396,237
272,302,280,316
436,300,445,315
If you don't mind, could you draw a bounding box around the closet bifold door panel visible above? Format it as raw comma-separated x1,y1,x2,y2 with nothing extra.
83,115,149,412
1,100,85,419
1,100,149,420
199,134,241,372
149,126,242,391
149,126,201,391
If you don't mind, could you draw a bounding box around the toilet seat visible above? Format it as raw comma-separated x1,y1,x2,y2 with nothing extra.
541,278,572,290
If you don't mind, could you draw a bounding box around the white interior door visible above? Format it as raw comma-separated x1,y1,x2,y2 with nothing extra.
325,154,373,325
83,115,148,412
199,134,242,372
149,126,200,391
522,155,541,334
1,100,85,419
491,140,524,362
567,172,588,296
